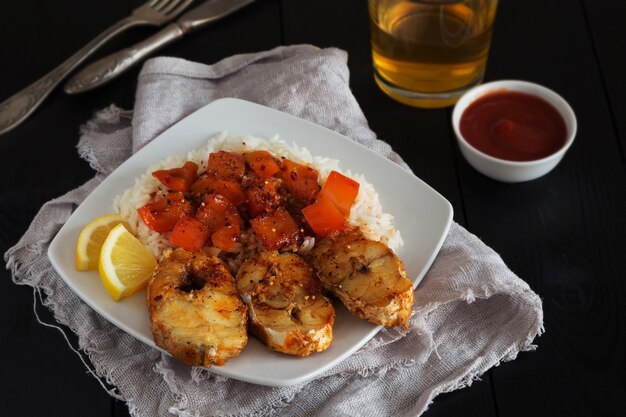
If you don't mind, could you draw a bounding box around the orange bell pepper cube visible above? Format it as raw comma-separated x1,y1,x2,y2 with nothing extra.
151,161,199,192
280,159,320,205
190,177,246,206
211,225,240,252
302,195,348,238
245,150,281,179
319,171,360,216
137,192,195,233
170,216,210,252
250,207,302,250
195,194,242,232
207,151,246,181
245,180,282,217
195,194,242,251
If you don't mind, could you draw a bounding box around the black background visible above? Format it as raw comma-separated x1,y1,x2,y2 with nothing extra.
1,0,625,416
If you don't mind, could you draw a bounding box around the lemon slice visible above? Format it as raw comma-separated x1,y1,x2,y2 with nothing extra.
98,223,157,301
76,214,130,271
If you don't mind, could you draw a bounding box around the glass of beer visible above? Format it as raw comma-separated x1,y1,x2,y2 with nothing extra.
369,0,499,108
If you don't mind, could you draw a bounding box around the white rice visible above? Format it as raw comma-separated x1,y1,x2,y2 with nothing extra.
113,133,403,268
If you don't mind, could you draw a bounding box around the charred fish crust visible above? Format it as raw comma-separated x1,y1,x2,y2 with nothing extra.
356,261,369,274
289,307,302,324
310,230,414,330
178,273,207,293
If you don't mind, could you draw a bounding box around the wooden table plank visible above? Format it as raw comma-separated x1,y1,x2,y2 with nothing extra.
580,1,626,161
465,0,626,415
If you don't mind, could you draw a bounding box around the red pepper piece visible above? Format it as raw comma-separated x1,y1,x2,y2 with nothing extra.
190,177,246,206
207,151,246,181
196,194,241,231
319,170,360,216
137,192,195,233
280,159,320,205
211,225,240,252
245,179,282,217
245,150,281,179
170,216,210,252
151,161,199,192
250,207,302,250
302,195,348,237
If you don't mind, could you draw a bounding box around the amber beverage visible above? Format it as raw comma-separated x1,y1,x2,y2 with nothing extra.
369,0,498,108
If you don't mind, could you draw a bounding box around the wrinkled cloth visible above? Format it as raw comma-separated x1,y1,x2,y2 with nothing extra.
5,45,543,417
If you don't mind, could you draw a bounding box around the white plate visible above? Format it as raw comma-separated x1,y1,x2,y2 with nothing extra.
48,98,453,387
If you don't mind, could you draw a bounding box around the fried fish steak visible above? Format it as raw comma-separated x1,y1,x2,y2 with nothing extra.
310,230,414,329
236,251,335,356
147,249,248,367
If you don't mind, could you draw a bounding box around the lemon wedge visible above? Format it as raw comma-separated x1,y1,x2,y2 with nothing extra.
98,223,157,301
76,214,130,271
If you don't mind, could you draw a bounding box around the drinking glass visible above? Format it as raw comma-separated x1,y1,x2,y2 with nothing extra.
369,0,499,108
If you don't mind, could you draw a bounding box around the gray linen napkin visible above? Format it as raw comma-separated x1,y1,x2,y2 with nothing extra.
5,45,543,417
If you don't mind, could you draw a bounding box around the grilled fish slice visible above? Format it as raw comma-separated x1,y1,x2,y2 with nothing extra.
236,251,335,356
310,230,413,329
147,249,248,366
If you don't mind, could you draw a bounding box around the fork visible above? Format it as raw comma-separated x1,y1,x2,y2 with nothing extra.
0,0,195,136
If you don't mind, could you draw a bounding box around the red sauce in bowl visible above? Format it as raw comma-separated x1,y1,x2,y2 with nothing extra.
459,91,567,161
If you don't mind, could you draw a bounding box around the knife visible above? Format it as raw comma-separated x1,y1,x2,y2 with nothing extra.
64,0,255,94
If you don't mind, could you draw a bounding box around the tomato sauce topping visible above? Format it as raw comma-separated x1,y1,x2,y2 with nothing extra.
460,91,567,162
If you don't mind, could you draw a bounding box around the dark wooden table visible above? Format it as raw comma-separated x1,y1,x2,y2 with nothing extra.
1,0,624,416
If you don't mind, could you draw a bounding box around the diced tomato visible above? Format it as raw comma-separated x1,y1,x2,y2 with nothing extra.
211,225,239,252
250,207,302,250
207,151,246,181
151,161,199,192
280,159,320,205
170,216,209,252
245,180,282,217
302,195,347,237
196,194,242,232
319,171,360,216
137,192,195,233
245,150,281,179
190,177,246,206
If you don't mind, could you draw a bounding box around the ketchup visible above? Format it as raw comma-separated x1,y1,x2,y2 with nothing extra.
460,91,567,161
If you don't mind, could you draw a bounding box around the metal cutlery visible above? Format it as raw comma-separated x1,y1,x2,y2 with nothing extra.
63,0,255,95
0,0,195,136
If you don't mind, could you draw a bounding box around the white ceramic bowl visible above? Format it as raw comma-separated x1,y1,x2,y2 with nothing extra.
452,80,577,183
